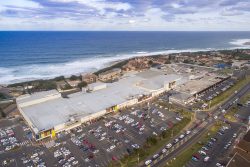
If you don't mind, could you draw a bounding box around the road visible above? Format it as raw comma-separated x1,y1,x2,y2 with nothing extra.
150,80,250,167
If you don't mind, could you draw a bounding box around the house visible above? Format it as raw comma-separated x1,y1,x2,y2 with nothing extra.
98,68,121,82
81,73,98,84
122,58,150,72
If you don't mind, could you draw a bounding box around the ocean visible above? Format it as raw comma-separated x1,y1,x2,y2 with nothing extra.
0,31,250,84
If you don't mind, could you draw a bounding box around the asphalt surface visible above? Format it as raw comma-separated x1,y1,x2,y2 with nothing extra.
150,80,250,167
0,76,249,167
185,122,243,167
0,98,182,167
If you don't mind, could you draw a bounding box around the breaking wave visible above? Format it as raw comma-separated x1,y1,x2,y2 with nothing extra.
229,39,250,49
0,48,215,84
0,43,249,84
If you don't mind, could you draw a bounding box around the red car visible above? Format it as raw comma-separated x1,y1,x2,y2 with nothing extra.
192,153,200,160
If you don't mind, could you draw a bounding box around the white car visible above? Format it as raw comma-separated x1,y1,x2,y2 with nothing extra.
186,130,191,135
166,143,172,149
233,133,237,138
153,154,159,159
145,160,152,165
199,150,206,156
216,163,224,167
153,132,158,136
99,136,105,141
93,149,99,154
72,161,78,165
162,148,167,154
125,140,130,143
179,134,185,139
204,156,210,162
132,144,140,149
176,117,182,121
110,145,116,150
174,138,179,144
160,127,166,131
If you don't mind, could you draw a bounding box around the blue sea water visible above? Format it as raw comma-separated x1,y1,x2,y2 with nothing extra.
0,31,250,84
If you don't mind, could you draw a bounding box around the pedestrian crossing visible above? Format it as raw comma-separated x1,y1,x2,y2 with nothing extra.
42,140,55,148
19,140,30,146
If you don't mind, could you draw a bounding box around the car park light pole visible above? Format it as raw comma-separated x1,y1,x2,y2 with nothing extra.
137,152,140,164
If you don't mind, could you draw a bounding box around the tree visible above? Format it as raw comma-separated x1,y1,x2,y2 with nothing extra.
164,60,171,64
34,80,57,90
183,59,192,64
0,93,6,100
77,81,88,88
148,60,153,65
146,136,157,145
0,108,6,118
69,75,79,81
61,84,73,90
54,76,65,81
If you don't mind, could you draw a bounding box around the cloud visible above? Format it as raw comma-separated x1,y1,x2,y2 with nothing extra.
0,0,250,30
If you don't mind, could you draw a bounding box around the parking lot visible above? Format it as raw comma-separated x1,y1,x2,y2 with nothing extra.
0,117,57,167
191,78,236,109
0,98,186,167
57,102,181,167
199,79,235,102
185,122,242,167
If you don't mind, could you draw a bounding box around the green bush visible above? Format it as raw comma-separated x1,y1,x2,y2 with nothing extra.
61,84,73,90
69,75,79,81
54,76,65,81
77,81,88,88
0,93,6,100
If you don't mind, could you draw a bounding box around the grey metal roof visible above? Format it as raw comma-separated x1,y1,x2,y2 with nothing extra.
18,69,183,131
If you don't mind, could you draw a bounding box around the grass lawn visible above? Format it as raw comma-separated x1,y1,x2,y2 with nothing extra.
165,121,223,167
210,76,250,107
217,68,234,75
239,90,250,104
224,106,238,122
224,88,250,122
109,113,192,167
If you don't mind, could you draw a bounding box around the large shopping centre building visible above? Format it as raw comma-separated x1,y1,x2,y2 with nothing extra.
16,69,182,140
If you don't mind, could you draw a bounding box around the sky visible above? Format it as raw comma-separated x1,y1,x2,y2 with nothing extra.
0,0,250,31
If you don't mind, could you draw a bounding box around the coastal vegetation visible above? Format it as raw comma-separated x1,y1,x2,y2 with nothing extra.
69,75,80,81
60,84,73,90
94,59,129,75
77,81,88,88
54,76,65,81
0,93,6,100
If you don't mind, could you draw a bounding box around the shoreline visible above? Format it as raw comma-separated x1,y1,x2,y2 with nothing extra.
2,47,250,86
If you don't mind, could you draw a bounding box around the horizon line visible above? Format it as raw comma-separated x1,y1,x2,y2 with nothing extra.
1,30,250,32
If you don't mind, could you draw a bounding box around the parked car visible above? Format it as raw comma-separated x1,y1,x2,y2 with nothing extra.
145,160,152,165
204,156,210,162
